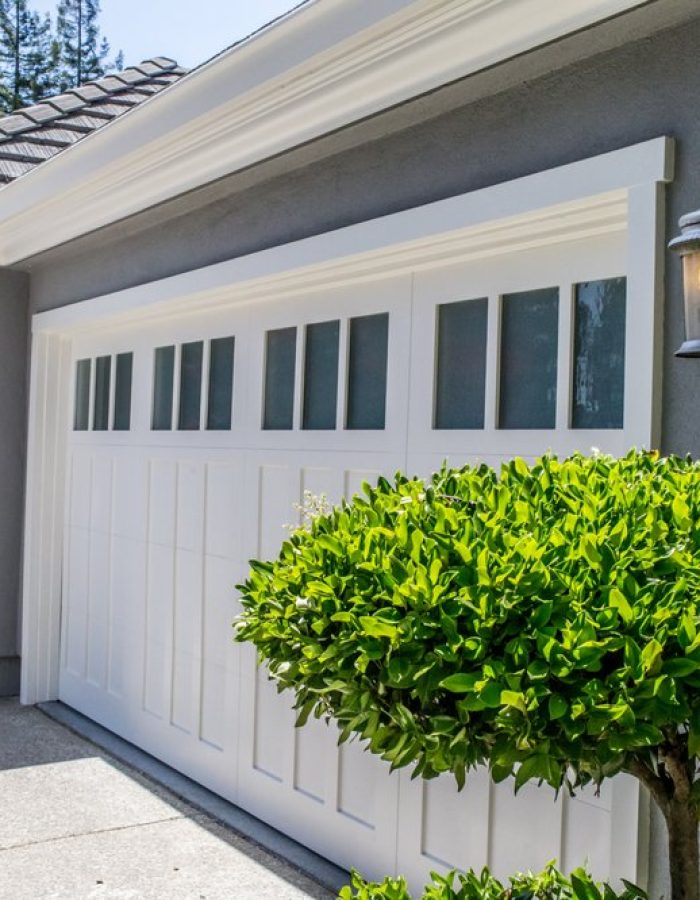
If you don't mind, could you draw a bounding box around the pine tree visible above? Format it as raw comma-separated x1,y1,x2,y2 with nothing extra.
56,0,120,90
0,0,60,112
24,12,60,103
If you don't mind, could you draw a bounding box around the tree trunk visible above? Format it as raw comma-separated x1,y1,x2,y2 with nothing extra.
667,797,700,900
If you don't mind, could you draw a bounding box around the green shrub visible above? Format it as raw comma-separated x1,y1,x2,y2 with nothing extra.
338,864,647,899
235,451,700,896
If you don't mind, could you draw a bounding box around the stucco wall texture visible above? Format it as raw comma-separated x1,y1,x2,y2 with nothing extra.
17,11,700,892
0,269,27,694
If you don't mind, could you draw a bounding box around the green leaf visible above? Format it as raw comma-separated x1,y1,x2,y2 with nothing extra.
440,673,478,693
672,494,691,529
500,690,527,714
571,873,602,900
548,694,568,720
641,638,663,675
609,588,633,624
316,534,344,556
581,537,602,566
359,617,397,639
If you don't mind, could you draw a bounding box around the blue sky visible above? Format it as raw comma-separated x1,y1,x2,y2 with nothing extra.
32,0,300,70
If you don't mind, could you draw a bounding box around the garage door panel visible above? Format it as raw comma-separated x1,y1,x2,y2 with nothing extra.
252,664,295,782
68,451,92,529
148,459,177,547
90,456,113,534
171,548,203,733
293,711,333,804
200,554,240,750
176,461,206,553
301,466,344,509
86,528,111,689
258,464,301,556
205,460,246,561
420,770,490,872
112,457,148,542
563,789,613,878
108,535,146,700
489,779,564,878
337,739,385,829
143,541,174,720
64,525,89,679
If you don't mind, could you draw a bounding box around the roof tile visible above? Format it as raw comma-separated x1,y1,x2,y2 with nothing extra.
70,83,109,102
0,115,33,136
0,158,35,177
149,56,178,69
21,127,82,145
110,68,149,85
46,93,85,112
0,140,57,160
0,57,188,184
131,61,165,76
21,104,62,124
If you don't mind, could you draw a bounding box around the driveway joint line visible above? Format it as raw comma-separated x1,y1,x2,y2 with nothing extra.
0,813,185,853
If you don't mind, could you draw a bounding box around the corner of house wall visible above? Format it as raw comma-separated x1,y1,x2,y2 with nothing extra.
0,655,20,697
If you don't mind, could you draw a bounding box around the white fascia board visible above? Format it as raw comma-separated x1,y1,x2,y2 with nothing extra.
33,136,672,336
0,0,648,266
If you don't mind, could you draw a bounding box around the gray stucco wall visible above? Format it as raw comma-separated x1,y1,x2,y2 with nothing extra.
0,269,27,696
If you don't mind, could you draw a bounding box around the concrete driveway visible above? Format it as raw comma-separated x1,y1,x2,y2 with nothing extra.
0,699,336,899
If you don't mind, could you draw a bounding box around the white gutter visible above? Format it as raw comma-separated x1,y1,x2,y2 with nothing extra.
0,0,649,266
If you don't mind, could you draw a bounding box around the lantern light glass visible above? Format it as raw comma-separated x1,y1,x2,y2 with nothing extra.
682,252,700,348
669,211,700,357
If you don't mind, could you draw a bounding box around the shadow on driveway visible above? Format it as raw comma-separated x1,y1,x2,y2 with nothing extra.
0,699,338,899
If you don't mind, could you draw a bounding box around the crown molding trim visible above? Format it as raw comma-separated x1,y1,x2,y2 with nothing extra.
1,0,648,266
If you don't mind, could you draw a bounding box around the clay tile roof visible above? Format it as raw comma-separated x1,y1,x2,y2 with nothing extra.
0,56,188,185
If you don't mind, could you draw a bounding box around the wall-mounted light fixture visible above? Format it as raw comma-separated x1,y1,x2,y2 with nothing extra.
669,211,700,357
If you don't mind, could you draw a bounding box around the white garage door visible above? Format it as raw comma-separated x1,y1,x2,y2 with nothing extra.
56,229,643,889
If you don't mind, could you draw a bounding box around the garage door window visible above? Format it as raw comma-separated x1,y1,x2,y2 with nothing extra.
207,337,235,430
113,352,133,431
92,356,111,431
572,278,626,429
73,358,91,431
263,327,296,430
499,288,559,430
303,320,340,430
434,298,488,430
152,345,175,430
178,341,204,431
73,353,134,432
346,312,389,430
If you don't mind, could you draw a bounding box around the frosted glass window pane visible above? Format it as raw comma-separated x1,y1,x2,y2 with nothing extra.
207,337,235,431
92,355,111,431
499,288,558,429
346,313,389,430
264,327,296,430
303,320,339,430
74,358,91,431
152,345,174,431
434,298,487,429
572,278,626,429
113,352,133,431
178,341,203,431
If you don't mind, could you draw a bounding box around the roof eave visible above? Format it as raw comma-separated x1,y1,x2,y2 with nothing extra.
0,0,650,266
